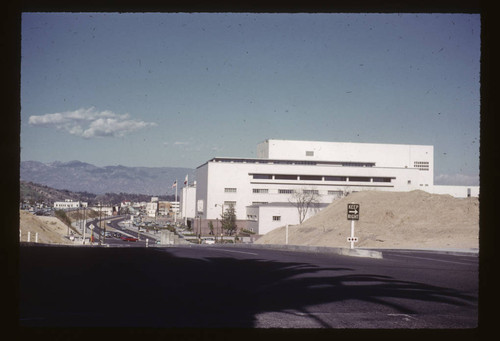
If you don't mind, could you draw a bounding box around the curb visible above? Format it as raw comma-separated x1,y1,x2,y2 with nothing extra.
215,243,384,259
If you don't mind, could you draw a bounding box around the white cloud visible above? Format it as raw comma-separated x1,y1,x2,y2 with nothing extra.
28,107,156,139
435,173,479,186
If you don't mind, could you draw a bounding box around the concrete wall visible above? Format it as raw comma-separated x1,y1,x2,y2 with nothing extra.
257,139,433,187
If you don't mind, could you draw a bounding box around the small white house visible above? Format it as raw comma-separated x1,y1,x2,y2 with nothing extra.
246,202,330,235
89,205,114,216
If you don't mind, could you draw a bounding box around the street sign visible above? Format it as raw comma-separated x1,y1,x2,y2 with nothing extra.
347,203,360,220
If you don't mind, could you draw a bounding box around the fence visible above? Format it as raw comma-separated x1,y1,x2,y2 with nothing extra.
19,230,38,243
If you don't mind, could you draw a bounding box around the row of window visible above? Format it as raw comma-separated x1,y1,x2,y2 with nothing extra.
231,188,346,196
251,174,393,182
213,158,375,167
246,214,281,222
414,161,430,171
228,188,367,197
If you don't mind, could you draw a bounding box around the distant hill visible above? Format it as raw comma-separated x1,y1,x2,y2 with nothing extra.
20,161,195,196
20,181,174,206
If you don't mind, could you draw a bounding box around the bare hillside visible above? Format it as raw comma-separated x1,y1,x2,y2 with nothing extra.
255,190,479,249
19,210,75,245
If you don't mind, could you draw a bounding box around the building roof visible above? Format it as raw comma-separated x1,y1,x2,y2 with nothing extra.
197,157,376,169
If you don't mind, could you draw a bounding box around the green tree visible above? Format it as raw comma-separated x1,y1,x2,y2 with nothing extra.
209,221,214,235
221,204,237,236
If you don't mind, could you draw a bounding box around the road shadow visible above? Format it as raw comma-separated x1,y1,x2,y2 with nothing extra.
18,246,476,328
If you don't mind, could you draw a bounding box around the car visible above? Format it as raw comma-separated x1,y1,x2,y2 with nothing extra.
112,232,121,238
204,238,215,245
121,236,138,242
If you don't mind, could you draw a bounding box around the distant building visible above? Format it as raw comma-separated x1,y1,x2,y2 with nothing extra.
89,205,113,216
180,181,197,224
146,202,158,217
158,201,171,216
170,201,180,218
54,199,88,209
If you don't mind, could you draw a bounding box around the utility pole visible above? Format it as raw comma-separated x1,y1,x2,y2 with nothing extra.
103,203,107,244
99,203,102,245
82,206,87,244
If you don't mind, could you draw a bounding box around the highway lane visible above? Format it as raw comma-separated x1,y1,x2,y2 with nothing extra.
85,216,159,246
18,245,478,328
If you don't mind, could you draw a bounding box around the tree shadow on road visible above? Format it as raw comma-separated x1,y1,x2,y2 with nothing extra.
18,246,477,329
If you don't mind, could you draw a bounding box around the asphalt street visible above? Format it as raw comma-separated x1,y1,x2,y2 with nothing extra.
18,245,478,329
84,216,160,246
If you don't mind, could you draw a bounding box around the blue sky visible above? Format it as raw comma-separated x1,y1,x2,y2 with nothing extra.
20,12,480,185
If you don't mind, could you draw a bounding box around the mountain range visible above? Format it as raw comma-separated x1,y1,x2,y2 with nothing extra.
20,160,195,195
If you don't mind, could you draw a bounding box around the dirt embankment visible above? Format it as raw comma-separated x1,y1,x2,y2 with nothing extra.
256,190,479,250
19,210,75,245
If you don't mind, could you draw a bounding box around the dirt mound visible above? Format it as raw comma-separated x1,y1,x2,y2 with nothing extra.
19,210,74,245
255,190,479,249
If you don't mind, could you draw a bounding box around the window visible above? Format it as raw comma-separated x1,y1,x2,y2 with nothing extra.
224,188,237,193
349,176,371,182
341,162,374,167
224,201,236,207
306,151,314,157
247,215,258,221
325,176,347,182
278,189,295,194
252,174,273,179
272,216,281,221
373,177,392,183
300,175,322,181
253,188,269,194
275,174,298,180
252,201,268,205
328,190,343,196
303,189,319,195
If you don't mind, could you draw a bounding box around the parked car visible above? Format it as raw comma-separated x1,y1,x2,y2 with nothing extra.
204,238,215,245
121,236,138,242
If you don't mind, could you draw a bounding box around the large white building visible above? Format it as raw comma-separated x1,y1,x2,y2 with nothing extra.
182,139,478,235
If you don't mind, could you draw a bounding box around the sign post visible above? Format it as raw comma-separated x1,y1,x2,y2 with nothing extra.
347,203,360,249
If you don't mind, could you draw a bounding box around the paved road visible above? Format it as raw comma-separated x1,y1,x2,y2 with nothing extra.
18,245,477,328
84,216,159,246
